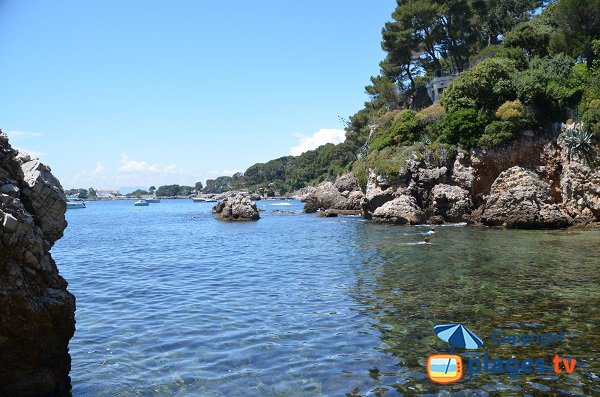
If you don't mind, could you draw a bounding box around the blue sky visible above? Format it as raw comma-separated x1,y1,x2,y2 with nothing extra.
0,0,394,191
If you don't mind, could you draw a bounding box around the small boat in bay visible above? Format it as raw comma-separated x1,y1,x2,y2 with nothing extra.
67,200,86,209
134,199,149,206
192,197,217,203
145,197,160,203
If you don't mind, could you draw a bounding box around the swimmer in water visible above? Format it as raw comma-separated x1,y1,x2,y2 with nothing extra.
424,236,431,244
420,228,436,236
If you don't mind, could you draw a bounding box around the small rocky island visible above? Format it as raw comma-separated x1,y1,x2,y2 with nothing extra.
0,132,75,396
212,192,260,221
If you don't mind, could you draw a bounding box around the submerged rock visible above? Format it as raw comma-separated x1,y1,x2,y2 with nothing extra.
0,131,75,396
372,194,426,225
480,166,570,228
212,192,260,221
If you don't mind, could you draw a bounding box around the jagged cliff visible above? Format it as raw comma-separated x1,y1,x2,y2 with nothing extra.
303,125,600,228
0,131,75,397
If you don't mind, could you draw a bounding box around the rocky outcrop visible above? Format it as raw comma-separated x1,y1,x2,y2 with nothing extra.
372,195,426,225
302,173,364,213
560,163,600,224
0,132,75,396
212,192,260,221
430,184,473,223
360,124,599,228
479,166,570,228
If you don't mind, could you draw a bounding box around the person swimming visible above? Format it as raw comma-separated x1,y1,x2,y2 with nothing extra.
424,236,431,244
420,228,436,236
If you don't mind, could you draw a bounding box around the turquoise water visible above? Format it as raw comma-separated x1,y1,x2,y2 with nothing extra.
52,200,600,396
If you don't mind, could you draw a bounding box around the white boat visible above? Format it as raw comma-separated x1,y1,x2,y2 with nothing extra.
146,198,160,203
67,201,86,209
192,197,217,203
134,199,149,206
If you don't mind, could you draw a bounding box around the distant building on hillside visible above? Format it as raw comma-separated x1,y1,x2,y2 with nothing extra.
426,74,458,103
425,67,467,103
96,190,120,198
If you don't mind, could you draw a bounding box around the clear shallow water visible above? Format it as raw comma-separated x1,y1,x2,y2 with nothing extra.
52,200,600,396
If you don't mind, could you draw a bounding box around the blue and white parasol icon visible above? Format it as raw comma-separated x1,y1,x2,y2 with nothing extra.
434,323,483,349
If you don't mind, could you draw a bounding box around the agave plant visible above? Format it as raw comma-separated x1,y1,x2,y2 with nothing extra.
562,122,594,164
419,133,432,145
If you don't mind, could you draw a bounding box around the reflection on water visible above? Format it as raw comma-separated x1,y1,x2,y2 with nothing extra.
53,200,600,396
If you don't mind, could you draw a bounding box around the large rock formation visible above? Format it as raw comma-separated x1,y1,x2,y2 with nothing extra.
0,132,75,396
479,166,570,228
301,173,363,214
360,125,599,228
372,195,426,225
212,192,260,221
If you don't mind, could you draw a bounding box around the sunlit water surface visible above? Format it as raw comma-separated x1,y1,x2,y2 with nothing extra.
52,200,600,396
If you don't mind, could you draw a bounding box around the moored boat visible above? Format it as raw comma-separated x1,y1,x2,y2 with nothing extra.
192,197,217,203
134,199,149,206
66,201,86,209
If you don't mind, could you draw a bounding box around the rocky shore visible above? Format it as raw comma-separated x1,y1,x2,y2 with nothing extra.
0,132,75,396
300,125,600,228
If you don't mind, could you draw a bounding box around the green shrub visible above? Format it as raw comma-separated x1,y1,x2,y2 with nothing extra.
352,159,368,190
478,121,517,149
496,100,525,121
514,54,587,122
390,110,419,145
365,146,418,178
582,99,600,137
470,45,527,69
440,58,517,115
369,110,421,150
439,109,489,148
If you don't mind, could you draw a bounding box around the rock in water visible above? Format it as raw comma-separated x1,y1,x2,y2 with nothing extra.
212,193,260,221
0,131,75,396
372,195,426,225
481,166,570,228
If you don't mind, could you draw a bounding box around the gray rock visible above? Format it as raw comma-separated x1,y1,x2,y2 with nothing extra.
212,192,260,221
2,212,19,232
372,194,426,225
20,159,68,244
333,172,360,192
431,184,473,222
451,151,475,191
0,132,75,396
481,166,570,228
302,174,364,213
560,163,600,223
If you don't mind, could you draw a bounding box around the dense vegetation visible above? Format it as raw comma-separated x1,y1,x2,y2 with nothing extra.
155,184,194,197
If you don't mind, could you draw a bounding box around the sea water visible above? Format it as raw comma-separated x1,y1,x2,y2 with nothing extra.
52,199,600,396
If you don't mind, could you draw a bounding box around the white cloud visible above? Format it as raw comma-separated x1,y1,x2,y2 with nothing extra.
5,130,42,138
62,155,195,190
13,147,48,159
205,168,242,178
118,154,157,173
91,162,105,176
289,128,346,156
